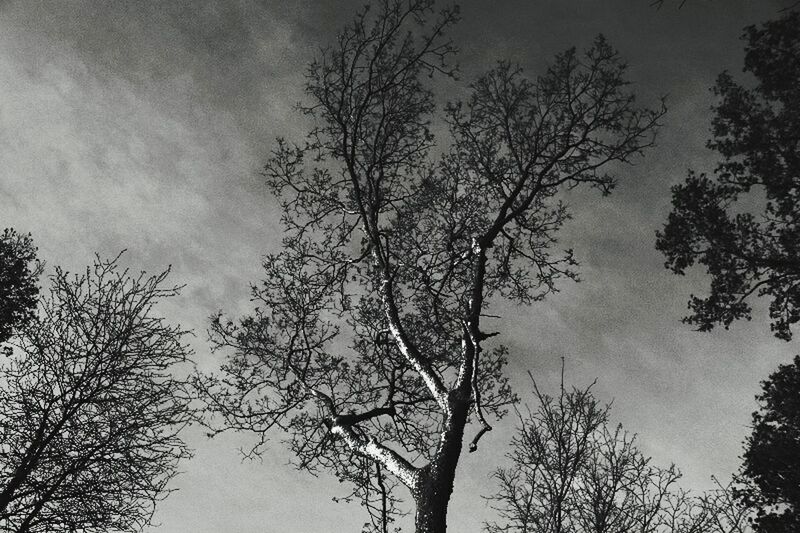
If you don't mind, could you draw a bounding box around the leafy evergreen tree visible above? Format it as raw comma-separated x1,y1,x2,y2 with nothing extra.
0,229,41,344
656,10,800,341
739,356,800,533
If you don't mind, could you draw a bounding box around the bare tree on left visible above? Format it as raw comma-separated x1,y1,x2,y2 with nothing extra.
0,241,193,533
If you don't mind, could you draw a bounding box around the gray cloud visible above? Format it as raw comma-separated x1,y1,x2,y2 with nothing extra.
1,1,796,531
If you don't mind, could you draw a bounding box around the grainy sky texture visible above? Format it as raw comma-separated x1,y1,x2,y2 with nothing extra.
1,1,797,532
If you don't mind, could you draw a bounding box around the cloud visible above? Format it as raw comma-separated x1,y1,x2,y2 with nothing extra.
0,1,796,531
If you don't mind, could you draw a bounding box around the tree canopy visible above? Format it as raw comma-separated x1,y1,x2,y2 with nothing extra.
0,229,41,344
485,375,753,533
656,9,800,341
0,255,193,533
194,1,664,531
738,355,800,533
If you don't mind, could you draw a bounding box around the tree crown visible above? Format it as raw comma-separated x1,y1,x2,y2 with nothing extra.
194,1,664,528
656,9,800,340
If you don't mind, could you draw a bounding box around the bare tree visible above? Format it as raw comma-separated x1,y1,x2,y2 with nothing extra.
485,377,608,533
700,478,753,533
0,255,193,533
193,1,664,531
484,377,754,533
656,9,800,343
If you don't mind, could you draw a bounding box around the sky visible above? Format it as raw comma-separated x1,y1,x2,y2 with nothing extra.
0,1,797,532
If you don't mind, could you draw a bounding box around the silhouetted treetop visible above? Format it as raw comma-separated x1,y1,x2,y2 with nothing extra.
0,255,193,533
485,375,754,533
193,1,664,531
657,10,800,340
739,355,800,533
0,229,41,344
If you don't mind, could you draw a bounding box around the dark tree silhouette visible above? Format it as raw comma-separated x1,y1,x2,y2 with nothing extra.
193,1,664,531
656,10,800,341
655,11,800,531
0,229,41,344
0,255,193,533
738,356,800,533
485,376,753,533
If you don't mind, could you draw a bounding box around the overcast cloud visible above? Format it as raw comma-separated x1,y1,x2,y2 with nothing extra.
1,1,797,531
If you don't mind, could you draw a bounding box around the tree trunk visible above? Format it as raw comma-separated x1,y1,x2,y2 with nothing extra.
414,473,454,533
413,392,470,533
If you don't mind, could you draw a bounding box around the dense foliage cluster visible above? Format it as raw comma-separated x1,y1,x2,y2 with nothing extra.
486,377,752,533
657,10,800,341
193,1,662,530
739,356,800,533
0,229,41,344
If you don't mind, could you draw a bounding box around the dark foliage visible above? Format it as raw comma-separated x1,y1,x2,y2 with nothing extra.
656,10,800,341
0,255,193,533
738,356,800,533
0,229,41,344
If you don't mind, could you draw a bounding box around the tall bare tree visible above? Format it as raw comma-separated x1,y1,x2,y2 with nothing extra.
700,478,753,533
194,1,664,531
656,9,800,342
737,356,800,533
0,255,193,533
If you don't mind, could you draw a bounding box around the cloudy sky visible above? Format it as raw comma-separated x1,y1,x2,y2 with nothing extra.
1,1,797,531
